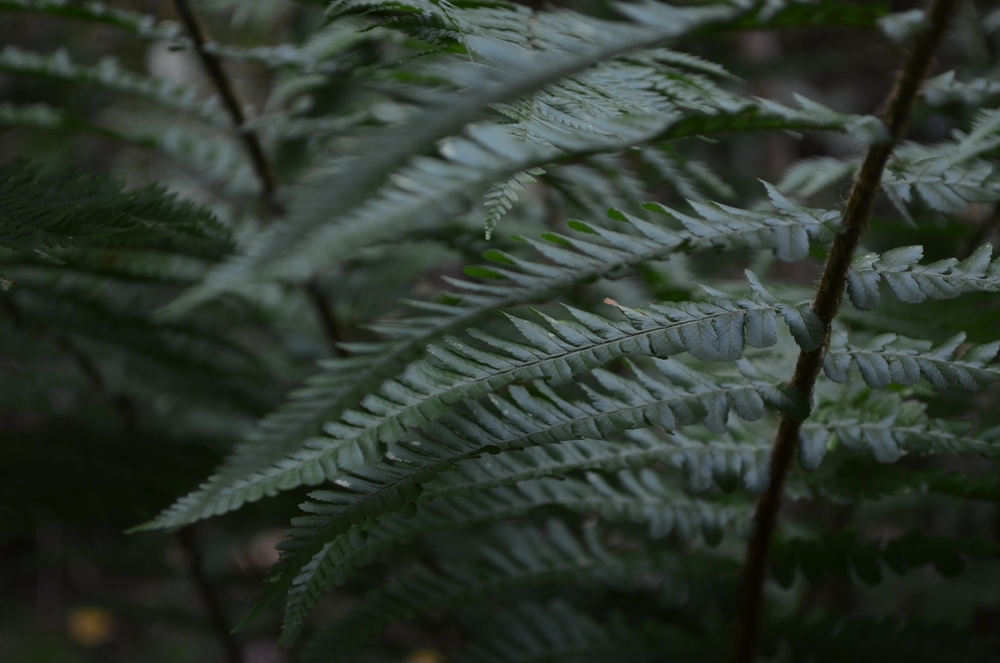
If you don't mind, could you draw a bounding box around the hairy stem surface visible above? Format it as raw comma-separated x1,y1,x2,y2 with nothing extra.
731,1,960,661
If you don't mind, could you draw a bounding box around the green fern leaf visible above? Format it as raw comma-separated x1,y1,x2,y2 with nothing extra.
0,160,231,260
824,333,1000,392
143,282,809,530
300,520,671,660
277,467,747,643
848,244,1000,310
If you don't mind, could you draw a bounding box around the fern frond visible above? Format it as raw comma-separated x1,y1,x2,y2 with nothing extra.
0,103,250,188
248,356,787,638
0,0,181,41
0,46,226,124
144,277,818,530
483,167,544,239
847,244,1000,310
0,160,231,260
646,182,841,262
300,520,675,660
824,332,1000,392
771,530,999,587
154,185,835,530
923,71,1000,107
799,387,1000,467
278,467,747,643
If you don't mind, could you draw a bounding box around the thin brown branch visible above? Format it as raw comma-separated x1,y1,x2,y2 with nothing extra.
172,0,281,215
304,277,345,357
178,527,245,663
4,294,136,435
731,1,960,661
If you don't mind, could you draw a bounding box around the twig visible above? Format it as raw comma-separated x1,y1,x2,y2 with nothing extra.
172,0,352,355
304,277,345,356
178,527,245,663
731,1,960,661
3,294,136,435
172,0,281,215
963,203,1000,258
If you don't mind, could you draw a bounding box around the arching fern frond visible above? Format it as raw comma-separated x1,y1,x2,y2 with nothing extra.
151,185,834,531
300,520,675,661
277,467,747,643
143,276,817,530
0,46,226,124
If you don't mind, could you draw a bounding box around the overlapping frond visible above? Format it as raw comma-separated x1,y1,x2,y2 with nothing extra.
300,520,672,660
277,466,748,643
144,271,820,531
164,0,880,312
151,184,834,531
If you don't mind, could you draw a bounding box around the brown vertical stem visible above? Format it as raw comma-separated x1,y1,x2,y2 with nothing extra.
304,277,345,356
179,527,245,663
172,0,281,215
172,0,350,353
731,1,960,661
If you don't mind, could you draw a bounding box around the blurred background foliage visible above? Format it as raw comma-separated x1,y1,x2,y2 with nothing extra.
2,0,1000,662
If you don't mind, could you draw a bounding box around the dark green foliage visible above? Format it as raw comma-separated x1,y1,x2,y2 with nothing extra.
4,0,1000,661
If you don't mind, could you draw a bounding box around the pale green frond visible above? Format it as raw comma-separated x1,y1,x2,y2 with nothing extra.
142,281,811,530
847,244,1000,310
923,71,1000,107
0,46,226,124
824,333,1000,392
800,389,1000,467
158,182,834,532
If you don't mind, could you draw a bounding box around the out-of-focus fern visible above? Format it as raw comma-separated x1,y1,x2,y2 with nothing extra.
7,0,1000,660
